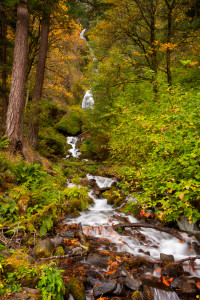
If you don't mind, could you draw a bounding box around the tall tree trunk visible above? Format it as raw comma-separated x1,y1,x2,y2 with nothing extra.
6,0,29,153
150,0,158,97
28,8,50,149
0,9,8,132
165,0,176,86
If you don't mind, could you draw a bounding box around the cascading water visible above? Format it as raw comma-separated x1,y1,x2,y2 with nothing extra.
65,138,200,300
81,89,94,109
80,29,95,110
66,136,81,158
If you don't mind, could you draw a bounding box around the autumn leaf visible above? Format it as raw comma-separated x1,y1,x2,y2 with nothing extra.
196,282,200,289
179,193,184,199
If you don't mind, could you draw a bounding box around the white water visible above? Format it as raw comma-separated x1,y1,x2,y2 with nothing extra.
80,29,95,110
66,132,200,300
87,174,116,189
82,89,94,109
153,288,180,300
66,136,81,158
80,29,87,41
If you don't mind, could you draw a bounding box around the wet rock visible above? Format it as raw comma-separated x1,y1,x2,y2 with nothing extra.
93,280,117,297
111,267,127,278
11,292,29,299
8,288,41,300
125,274,142,291
171,278,182,290
68,278,86,300
181,281,198,295
160,253,174,265
23,287,41,295
60,230,75,238
35,238,55,259
113,283,125,296
162,263,183,277
50,234,63,246
191,242,200,255
86,270,104,287
177,216,199,232
85,253,109,268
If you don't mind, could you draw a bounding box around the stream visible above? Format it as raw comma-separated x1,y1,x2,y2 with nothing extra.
61,137,200,300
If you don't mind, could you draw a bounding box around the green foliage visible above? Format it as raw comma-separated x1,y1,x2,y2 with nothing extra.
0,196,19,223
107,85,200,223
39,127,67,157
37,264,65,300
0,136,9,150
64,186,91,211
56,106,85,135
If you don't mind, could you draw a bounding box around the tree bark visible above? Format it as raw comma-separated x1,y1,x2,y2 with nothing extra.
6,0,29,153
149,0,158,97
28,6,50,149
0,8,8,131
165,0,176,86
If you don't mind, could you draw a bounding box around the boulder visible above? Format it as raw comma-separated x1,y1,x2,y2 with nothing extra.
35,238,55,259
160,253,174,265
68,278,86,300
93,280,117,297
162,263,183,277
125,274,142,291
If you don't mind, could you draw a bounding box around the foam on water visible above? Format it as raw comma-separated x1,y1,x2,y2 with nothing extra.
66,136,81,158
87,174,116,189
82,90,94,109
153,288,180,300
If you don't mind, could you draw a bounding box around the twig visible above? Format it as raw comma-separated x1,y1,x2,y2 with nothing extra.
176,256,200,264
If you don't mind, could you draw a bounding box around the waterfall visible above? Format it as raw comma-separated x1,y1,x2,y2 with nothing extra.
80,29,95,109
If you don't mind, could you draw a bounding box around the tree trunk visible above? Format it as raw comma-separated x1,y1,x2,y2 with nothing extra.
0,9,8,132
149,0,158,97
6,0,29,153
165,0,176,86
28,8,50,149
166,10,172,86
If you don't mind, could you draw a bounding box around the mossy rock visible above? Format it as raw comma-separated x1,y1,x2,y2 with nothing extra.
35,238,55,259
38,127,66,157
18,194,30,215
102,187,125,207
55,246,65,256
132,290,141,300
56,107,84,136
120,203,141,218
3,250,34,273
68,199,83,211
68,278,86,300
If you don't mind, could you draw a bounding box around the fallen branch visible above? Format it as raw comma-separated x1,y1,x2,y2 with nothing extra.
39,254,70,261
176,256,200,264
39,249,88,261
114,223,183,241
78,223,87,245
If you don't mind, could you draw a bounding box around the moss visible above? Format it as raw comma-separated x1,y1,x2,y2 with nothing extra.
132,290,141,300
56,106,85,136
102,187,125,207
38,127,66,157
68,199,83,211
3,250,33,273
68,278,86,300
55,246,65,256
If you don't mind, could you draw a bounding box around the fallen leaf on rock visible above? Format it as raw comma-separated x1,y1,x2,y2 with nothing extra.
196,282,200,289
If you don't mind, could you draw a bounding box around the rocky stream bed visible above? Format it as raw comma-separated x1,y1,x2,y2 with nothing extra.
4,136,200,300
